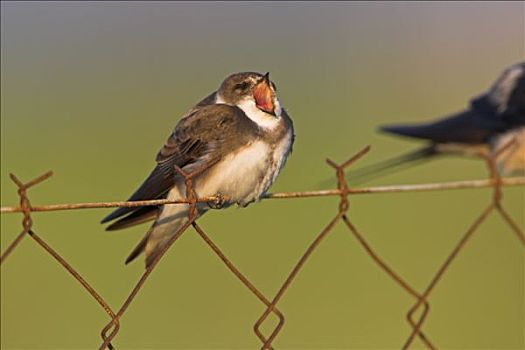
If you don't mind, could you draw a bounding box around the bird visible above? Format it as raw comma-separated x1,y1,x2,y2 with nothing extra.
346,62,525,184
101,72,294,267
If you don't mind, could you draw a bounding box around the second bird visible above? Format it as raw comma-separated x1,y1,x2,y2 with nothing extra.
101,72,294,267
350,62,525,183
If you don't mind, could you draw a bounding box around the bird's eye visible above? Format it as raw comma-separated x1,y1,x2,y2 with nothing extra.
234,81,250,91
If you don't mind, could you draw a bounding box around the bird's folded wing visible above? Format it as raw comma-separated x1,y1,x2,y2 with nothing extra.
101,104,256,229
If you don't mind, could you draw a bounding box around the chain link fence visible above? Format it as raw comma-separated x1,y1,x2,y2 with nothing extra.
1,146,524,350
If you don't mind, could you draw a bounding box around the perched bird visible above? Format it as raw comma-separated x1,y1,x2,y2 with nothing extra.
349,62,525,183
101,72,294,267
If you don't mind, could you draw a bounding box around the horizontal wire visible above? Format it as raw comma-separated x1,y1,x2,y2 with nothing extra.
1,177,524,214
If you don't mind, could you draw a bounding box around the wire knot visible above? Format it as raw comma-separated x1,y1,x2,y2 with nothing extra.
326,145,371,214
9,172,53,240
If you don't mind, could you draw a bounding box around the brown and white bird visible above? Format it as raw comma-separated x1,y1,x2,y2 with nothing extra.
101,72,294,267
347,62,525,183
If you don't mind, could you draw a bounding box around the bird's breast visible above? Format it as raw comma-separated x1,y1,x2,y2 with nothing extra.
193,141,273,205
194,131,293,206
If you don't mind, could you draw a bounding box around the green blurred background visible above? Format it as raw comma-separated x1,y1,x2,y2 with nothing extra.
1,2,524,349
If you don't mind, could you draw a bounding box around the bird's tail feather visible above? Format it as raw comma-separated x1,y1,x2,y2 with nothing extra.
125,230,151,265
126,202,207,268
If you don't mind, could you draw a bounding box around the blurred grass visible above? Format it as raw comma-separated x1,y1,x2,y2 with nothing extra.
1,2,524,349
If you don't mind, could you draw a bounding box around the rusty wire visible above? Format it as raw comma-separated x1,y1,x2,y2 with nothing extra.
252,147,371,349
192,222,284,349
0,172,118,350
253,146,435,350
98,163,208,349
2,177,524,215
1,145,524,349
402,144,525,350
1,171,52,263
96,163,282,349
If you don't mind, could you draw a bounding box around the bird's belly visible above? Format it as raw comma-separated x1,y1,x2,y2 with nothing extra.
194,137,291,206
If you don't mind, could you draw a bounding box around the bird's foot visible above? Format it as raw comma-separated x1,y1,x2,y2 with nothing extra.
208,193,226,209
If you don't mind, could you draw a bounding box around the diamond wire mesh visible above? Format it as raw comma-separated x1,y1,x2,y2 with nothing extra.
1,146,524,349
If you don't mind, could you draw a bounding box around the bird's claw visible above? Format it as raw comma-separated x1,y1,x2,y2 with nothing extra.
208,193,226,209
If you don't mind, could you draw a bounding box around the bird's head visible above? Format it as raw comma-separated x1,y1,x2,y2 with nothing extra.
216,72,282,118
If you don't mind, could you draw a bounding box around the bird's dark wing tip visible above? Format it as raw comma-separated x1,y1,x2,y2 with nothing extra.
124,256,134,265
104,223,120,231
103,206,158,231
378,123,434,140
100,210,121,225
379,124,411,135
100,206,134,225
124,233,149,265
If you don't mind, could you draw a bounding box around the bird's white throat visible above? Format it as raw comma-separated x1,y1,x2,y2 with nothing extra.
216,95,282,130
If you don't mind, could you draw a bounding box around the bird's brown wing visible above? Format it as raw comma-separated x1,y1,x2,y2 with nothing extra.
101,104,257,230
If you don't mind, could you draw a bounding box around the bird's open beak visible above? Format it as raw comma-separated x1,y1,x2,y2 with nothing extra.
253,72,275,115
